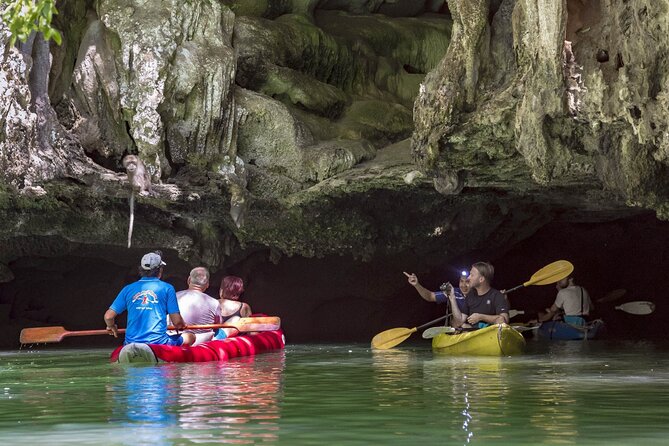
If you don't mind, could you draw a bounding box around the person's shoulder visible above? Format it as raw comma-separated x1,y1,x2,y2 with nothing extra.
120,279,143,292
221,299,237,310
176,289,198,300
490,288,505,298
115,283,132,297
159,279,176,289
119,281,135,291
157,281,177,297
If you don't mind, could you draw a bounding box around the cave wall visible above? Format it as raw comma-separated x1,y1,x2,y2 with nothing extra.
413,0,669,217
0,0,457,266
2,0,666,268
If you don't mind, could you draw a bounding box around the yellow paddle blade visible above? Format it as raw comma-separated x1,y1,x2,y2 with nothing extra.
371,327,417,350
524,260,574,287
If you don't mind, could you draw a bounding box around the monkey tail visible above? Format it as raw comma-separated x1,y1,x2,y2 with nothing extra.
127,192,135,248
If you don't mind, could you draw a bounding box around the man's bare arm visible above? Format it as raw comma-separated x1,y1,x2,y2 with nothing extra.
404,272,436,302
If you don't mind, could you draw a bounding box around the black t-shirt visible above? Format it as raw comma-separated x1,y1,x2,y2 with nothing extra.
462,288,509,316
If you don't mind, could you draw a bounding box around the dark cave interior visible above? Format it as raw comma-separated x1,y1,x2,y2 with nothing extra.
1,212,667,349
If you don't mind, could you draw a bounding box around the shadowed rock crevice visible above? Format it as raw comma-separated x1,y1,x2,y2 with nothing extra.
411,0,669,218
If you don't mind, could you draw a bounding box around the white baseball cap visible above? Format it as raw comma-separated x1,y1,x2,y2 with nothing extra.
140,252,166,270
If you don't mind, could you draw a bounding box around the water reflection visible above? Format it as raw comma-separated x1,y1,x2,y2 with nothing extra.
522,342,605,444
371,349,512,443
525,366,579,443
109,351,285,444
371,349,418,402
423,356,509,444
109,364,177,446
174,353,284,444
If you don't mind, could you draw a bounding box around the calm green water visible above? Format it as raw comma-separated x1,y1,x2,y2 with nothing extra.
1,341,668,445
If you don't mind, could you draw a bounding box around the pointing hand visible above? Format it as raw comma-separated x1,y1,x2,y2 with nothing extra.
403,271,418,286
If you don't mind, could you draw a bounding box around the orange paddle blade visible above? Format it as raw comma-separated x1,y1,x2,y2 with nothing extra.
19,327,126,344
230,316,281,332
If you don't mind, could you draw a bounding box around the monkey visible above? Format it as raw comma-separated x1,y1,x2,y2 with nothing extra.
122,154,152,248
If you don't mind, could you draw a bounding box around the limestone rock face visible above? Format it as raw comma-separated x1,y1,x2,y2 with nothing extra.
70,0,237,179
0,25,38,188
0,23,97,190
412,0,669,218
235,87,376,184
0,0,666,278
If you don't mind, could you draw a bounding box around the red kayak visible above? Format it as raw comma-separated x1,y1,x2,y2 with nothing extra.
110,329,285,364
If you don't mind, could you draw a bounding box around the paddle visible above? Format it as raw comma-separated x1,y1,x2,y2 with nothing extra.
597,288,627,303
503,260,574,293
615,301,655,315
509,309,524,319
421,326,457,339
511,324,540,333
371,315,448,349
19,316,281,344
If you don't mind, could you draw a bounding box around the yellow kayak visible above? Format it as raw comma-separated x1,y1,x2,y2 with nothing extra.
432,324,525,356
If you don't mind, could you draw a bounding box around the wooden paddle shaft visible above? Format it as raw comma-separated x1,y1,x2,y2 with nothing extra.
104,321,277,333
19,317,281,344
416,315,448,331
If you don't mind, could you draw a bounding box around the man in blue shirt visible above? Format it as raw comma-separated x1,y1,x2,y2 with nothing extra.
404,270,470,314
104,251,195,346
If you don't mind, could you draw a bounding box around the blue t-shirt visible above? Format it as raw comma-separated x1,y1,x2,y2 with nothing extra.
110,277,180,345
435,287,467,312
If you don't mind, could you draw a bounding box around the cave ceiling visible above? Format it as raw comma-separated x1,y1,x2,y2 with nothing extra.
0,0,667,274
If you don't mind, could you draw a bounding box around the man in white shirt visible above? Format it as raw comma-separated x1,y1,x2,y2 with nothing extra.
538,276,593,325
173,267,223,345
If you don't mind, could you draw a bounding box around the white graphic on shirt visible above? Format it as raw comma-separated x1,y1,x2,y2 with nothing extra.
132,290,159,307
